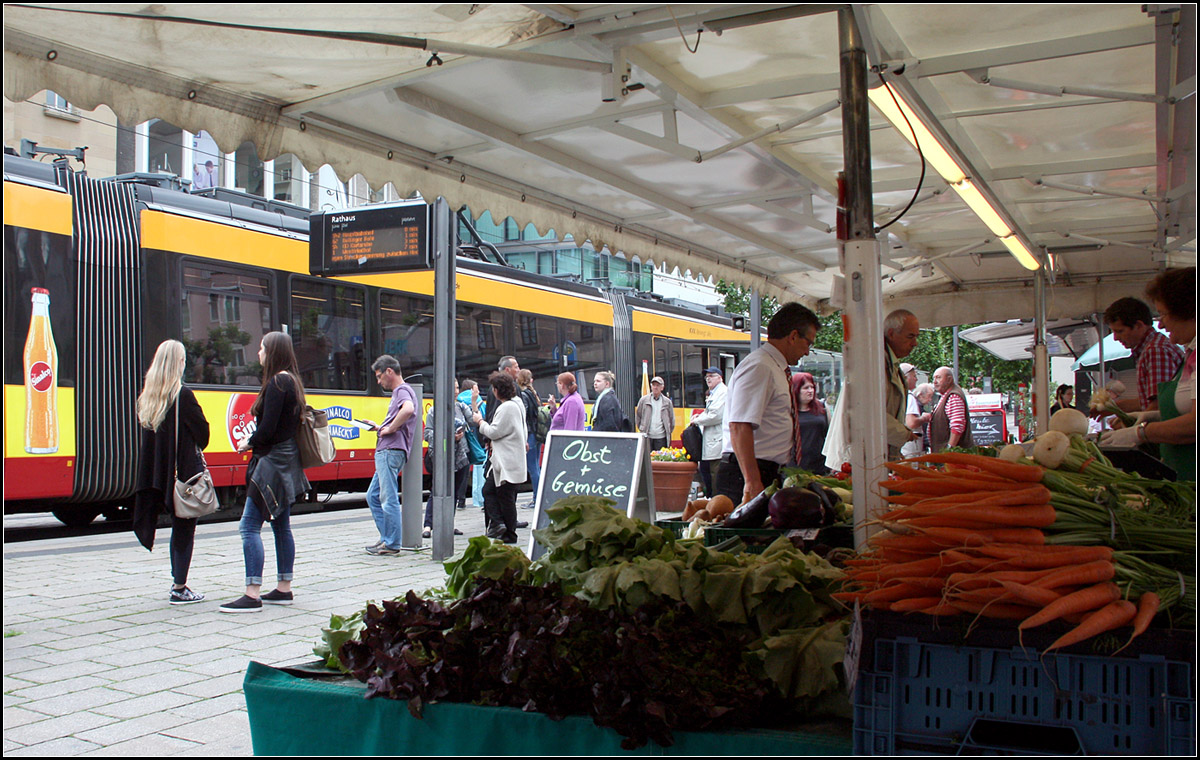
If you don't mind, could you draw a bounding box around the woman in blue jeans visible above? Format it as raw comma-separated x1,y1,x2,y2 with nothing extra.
221,332,310,613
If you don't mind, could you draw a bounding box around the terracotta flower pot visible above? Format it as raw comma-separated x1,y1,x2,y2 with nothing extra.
650,460,697,514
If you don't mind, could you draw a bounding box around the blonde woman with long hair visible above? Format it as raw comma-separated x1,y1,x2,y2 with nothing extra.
133,340,210,605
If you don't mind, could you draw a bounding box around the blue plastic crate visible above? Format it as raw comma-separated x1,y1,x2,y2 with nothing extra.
853,634,1195,755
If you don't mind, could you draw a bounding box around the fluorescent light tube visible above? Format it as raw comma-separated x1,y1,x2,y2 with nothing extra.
869,83,1042,270
1001,235,1041,270
952,179,1011,237
868,86,966,184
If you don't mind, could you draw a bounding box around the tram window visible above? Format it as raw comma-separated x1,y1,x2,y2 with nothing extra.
5,227,77,387
457,305,505,388
511,313,559,400
380,291,434,387
799,349,842,405
289,278,367,392
563,319,612,400
653,341,669,391
650,338,684,402
682,344,705,408
180,262,271,386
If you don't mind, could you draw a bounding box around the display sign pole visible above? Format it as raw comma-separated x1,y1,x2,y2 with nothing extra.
527,430,654,561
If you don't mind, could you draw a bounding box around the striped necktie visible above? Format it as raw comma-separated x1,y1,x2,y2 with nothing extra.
786,365,800,466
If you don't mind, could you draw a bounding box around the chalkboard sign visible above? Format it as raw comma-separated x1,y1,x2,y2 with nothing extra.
527,431,653,560
970,410,1008,446
309,201,430,276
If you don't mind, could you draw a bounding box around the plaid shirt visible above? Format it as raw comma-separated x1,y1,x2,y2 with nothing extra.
1132,329,1184,408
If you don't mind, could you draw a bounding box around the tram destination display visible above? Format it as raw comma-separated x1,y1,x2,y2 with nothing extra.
310,200,430,276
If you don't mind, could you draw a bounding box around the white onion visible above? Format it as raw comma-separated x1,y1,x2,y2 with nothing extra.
1049,408,1089,436
1032,431,1071,469
999,444,1027,462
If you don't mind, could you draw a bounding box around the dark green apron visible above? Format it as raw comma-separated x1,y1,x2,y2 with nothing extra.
1157,356,1195,482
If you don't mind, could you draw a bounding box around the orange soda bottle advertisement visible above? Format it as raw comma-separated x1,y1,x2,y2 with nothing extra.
24,287,58,454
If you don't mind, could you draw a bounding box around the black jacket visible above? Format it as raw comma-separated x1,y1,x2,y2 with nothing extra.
519,387,540,435
247,372,301,452
133,385,210,550
591,389,626,432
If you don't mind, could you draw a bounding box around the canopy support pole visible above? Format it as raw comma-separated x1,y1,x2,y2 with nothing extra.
839,7,886,551
1096,311,1108,432
430,197,458,561
751,289,761,349
1033,268,1050,435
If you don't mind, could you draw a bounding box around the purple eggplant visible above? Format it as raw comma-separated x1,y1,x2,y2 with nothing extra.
768,487,829,530
723,484,777,528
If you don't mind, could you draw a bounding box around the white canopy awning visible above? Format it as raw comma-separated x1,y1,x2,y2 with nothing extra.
959,319,1102,362
5,4,1195,319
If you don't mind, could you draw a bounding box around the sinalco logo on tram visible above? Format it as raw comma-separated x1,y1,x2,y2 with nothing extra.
28,362,54,392
226,394,361,449
227,393,257,450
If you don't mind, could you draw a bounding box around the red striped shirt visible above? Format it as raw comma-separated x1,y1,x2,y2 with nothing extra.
943,392,967,434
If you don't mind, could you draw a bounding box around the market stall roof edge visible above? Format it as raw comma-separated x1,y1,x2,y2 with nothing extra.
4,4,1193,311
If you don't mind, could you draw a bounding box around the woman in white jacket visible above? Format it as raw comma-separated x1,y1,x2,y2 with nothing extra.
690,367,727,497
473,371,527,544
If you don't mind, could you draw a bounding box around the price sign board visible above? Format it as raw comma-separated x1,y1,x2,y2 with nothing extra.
309,201,430,276
969,410,1008,446
527,431,654,560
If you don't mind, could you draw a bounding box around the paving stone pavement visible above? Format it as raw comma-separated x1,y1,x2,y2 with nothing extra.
3,494,537,756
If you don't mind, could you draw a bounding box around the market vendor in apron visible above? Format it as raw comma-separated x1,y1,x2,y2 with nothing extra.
1101,267,1196,481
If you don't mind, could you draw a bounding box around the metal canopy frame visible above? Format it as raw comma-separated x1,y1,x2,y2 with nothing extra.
3,3,1195,317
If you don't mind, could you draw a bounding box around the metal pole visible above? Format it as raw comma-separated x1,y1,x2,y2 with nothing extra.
430,198,457,561
952,325,960,382
750,288,761,349
840,7,874,240
839,7,886,552
1096,313,1107,432
1033,269,1050,435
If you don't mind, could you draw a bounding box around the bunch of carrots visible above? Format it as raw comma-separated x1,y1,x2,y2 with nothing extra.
835,452,1166,653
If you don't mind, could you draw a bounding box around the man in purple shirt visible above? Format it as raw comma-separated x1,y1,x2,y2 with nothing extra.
361,355,418,555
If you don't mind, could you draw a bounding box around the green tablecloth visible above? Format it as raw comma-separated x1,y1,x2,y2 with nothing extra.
243,661,853,756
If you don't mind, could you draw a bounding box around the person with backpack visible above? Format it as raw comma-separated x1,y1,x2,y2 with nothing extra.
517,369,542,497
422,378,470,538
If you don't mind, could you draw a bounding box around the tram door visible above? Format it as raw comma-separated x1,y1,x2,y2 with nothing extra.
650,338,714,409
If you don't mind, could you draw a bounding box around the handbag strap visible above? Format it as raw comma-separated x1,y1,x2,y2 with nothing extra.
174,396,180,481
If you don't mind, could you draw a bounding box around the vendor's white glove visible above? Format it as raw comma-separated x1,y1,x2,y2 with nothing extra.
1099,425,1142,449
